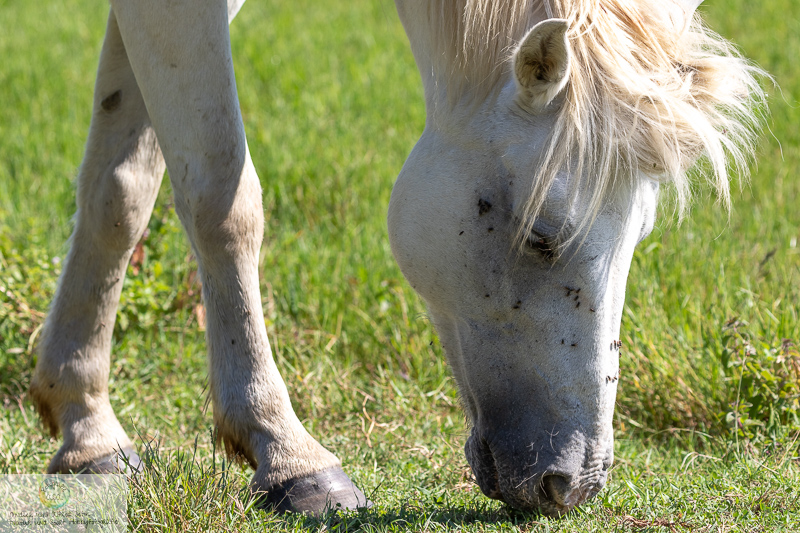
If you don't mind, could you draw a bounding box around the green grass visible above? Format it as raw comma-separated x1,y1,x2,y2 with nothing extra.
2,0,800,530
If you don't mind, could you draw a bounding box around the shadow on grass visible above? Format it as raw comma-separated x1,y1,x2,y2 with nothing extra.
287,502,551,531
123,431,578,531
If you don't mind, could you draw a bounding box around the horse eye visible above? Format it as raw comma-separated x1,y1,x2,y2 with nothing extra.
526,232,557,261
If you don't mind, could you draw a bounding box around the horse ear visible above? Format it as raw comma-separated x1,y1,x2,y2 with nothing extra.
665,0,704,33
513,19,570,112
677,0,704,9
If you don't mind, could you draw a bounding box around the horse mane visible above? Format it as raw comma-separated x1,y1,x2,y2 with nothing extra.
429,0,768,248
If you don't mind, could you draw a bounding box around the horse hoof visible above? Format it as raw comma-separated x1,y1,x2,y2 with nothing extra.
72,447,141,475
261,466,370,515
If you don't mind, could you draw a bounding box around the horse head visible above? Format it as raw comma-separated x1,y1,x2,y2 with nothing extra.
390,0,761,516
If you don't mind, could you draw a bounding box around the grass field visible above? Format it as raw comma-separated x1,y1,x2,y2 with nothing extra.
1,0,799,530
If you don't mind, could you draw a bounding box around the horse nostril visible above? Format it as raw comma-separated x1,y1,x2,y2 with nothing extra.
541,473,605,511
541,474,573,507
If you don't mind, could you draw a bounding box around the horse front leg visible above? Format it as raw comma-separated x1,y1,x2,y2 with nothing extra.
30,11,164,473
107,0,367,513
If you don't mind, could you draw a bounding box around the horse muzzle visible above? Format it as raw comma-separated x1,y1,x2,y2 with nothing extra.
465,427,611,516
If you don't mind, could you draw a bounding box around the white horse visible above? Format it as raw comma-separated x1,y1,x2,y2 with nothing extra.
30,0,764,517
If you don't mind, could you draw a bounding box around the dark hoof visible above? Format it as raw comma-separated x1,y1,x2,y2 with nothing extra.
262,466,370,516
73,447,141,475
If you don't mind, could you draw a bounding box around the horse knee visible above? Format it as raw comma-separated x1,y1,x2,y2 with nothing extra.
77,126,164,252
173,155,264,259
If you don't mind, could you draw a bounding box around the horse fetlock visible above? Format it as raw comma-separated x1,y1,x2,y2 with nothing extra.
47,437,137,475
47,432,140,474
29,389,133,474
33,319,136,475
218,419,341,488
56,419,133,470
63,446,142,475
31,366,97,432
29,377,61,438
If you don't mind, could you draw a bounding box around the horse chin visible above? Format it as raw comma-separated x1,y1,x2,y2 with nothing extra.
464,430,502,500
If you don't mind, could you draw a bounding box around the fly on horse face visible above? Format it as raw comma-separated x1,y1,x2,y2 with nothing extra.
30,0,765,518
